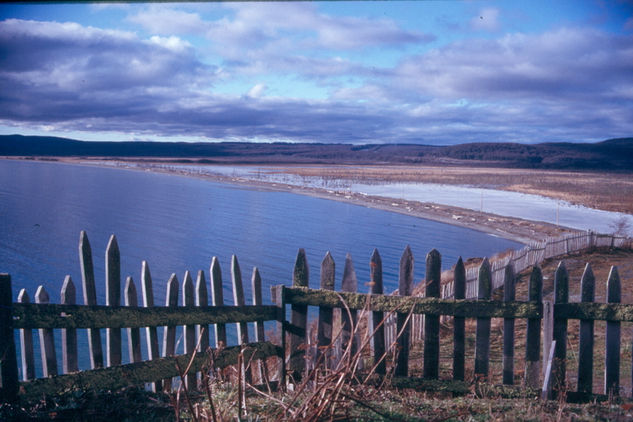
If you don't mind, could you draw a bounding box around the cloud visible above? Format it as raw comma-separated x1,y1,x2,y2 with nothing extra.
127,6,207,35
247,83,266,98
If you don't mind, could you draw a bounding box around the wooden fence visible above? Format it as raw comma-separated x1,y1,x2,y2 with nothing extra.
1,230,632,404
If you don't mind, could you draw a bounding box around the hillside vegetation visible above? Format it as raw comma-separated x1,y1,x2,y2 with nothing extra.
1,135,632,171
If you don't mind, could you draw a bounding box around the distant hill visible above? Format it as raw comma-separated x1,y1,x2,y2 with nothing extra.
1,134,631,171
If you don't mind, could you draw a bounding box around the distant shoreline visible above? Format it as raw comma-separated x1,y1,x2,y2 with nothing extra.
23,157,578,245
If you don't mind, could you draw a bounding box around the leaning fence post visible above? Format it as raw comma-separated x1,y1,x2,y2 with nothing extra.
162,273,179,391
317,252,335,369
61,276,78,373
552,261,569,399
502,264,516,385
341,254,359,358
141,261,161,392
0,273,18,403
453,257,466,381
124,276,142,364
35,286,57,377
424,249,441,379
289,248,308,381
474,258,491,380
183,271,196,390
106,235,122,367
395,245,413,377
605,266,621,397
577,264,595,394
18,289,35,381
524,265,543,389
211,257,227,348
79,231,103,369
370,249,386,375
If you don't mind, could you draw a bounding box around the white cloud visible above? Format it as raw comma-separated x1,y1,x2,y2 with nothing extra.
247,83,266,98
127,6,206,35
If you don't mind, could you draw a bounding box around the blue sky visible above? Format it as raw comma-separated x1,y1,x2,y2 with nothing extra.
1,1,632,144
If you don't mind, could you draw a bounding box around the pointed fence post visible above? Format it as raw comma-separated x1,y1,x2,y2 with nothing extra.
106,235,121,367
424,249,441,379
231,256,249,346
370,249,386,376
195,270,210,354
0,274,18,403
474,258,491,380
552,261,569,399
502,265,516,385
577,264,595,394
289,249,308,381
341,254,359,358
183,271,196,390
395,245,413,377
211,257,227,348
79,231,103,369
18,289,35,381
35,286,57,377
162,273,179,391
317,252,335,369
524,266,543,389
141,261,161,392
124,277,142,364
252,267,267,384
605,266,621,397
61,276,78,373
453,257,465,381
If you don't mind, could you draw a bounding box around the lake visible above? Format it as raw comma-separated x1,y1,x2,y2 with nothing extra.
0,159,520,373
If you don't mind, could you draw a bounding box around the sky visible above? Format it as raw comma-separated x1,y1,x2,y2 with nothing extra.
0,1,632,145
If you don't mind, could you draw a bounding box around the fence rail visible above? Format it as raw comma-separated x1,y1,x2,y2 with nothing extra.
1,230,632,404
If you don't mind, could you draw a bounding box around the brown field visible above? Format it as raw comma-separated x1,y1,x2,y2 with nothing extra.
272,165,633,214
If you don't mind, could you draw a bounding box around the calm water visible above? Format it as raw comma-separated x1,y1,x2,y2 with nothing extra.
0,159,520,374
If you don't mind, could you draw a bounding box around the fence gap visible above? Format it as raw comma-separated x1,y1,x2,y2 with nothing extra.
79,231,103,369
105,235,122,367
0,274,18,403
141,261,161,392
195,270,210,353
341,253,359,359
395,245,413,377
124,276,142,364
182,271,196,389
211,257,227,347
162,273,179,391
502,265,516,385
35,286,57,377
577,263,595,394
605,266,621,396
317,252,335,369
424,249,441,379
552,261,569,399
474,258,491,380
370,249,386,376
18,289,35,381
289,248,308,381
61,276,78,374
453,257,465,381
524,265,543,389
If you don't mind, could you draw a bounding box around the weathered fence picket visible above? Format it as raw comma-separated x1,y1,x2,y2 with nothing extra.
502,265,515,385
141,261,161,392
18,289,35,381
105,235,121,367
577,264,595,394
183,271,196,389
162,273,179,391
341,254,359,358
423,249,441,379
552,262,569,399
211,257,227,347
395,245,413,377
317,252,335,369
79,231,103,369
452,257,465,382
289,249,308,380
605,266,621,396
474,259,491,379
124,277,142,364
251,267,266,384
35,286,57,377
195,270,210,353
524,266,542,389
61,276,78,374
370,249,386,375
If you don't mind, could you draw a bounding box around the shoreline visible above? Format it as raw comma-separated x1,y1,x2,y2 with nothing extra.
64,158,579,244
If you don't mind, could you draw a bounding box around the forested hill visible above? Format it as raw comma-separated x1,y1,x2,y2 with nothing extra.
1,134,632,171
